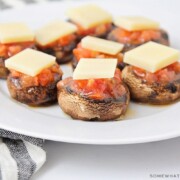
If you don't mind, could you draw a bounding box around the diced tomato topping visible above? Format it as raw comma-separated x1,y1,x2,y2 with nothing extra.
0,41,34,59
111,28,161,44
38,34,76,49
132,62,180,83
73,43,93,60
57,34,76,46
10,64,61,87
75,22,112,36
8,45,22,56
73,43,123,64
38,69,54,86
71,69,125,100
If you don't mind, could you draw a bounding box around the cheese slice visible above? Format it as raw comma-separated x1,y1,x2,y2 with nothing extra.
35,20,77,46
66,4,112,29
81,36,124,55
0,23,34,44
124,42,180,73
114,16,159,31
73,58,117,80
5,49,56,76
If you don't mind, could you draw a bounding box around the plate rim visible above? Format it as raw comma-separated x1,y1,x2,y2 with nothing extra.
0,0,180,145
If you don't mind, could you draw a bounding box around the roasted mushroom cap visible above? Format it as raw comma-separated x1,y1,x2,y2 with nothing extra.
7,71,62,106
122,66,180,104
107,29,170,53
57,77,130,121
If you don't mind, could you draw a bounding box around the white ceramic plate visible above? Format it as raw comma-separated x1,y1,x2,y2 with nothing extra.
0,0,180,145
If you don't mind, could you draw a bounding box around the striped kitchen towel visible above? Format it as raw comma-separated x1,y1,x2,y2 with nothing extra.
0,0,54,10
0,129,46,180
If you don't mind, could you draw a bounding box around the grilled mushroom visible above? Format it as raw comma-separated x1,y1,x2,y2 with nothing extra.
122,66,180,104
107,29,169,53
7,64,62,106
57,77,130,121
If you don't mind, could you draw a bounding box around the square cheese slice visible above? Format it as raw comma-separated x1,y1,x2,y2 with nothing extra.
73,58,117,80
124,42,180,73
81,36,124,55
66,4,112,29
0,23,34,44
114,16,159,31
5,49,56,76
35,20,77,46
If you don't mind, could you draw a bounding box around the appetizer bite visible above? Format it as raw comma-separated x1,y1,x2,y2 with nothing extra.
66,4,113,40
0,23,35,78
35,20,77,64
122,42,180,104
73,36,125,69
57,58,130,121
107,16,169,52
5,49,63,106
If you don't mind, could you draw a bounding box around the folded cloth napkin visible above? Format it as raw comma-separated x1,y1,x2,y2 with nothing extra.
0,129,46,180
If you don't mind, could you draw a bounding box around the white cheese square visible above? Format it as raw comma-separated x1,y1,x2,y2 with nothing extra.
66,4,112,29
73,58,117,80
124,42,180,73
0,23,34,44
114,16,159,31
5,49,56,76
35,20,77,46
81,36,124,55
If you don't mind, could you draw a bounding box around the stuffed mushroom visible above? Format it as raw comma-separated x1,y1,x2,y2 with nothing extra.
72,36,125,70
122,42,180,104
5,49,63,106
0,23,35,78
57,59,130,121
35,20,78,64
107,16,169,52
67,4,113,40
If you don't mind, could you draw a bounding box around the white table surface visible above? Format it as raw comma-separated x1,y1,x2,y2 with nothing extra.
33,137,180,180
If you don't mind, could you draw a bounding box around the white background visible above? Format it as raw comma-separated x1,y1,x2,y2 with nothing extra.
33,137,180,180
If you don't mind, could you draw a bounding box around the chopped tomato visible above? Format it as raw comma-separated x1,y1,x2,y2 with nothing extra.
73,43,93,60
0,41,34,59
111,28,161,44
73,43,123,64
57,34,76,46
10,64,61,87
38,34,76,49
75,22,112,36
8,45,22,56
38,69,54,86
133,62,180,83
71,69,125,100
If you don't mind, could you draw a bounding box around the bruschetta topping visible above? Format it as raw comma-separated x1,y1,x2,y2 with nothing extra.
110,28,161,45
10,63,62,87
59,69,126,100
132,62,180,84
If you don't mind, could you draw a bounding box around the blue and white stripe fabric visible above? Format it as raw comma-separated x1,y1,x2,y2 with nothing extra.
0,0,51,9
0,129,46,180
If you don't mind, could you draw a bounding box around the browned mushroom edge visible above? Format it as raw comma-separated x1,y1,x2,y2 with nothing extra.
0,57,9,79
36,40,78,64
